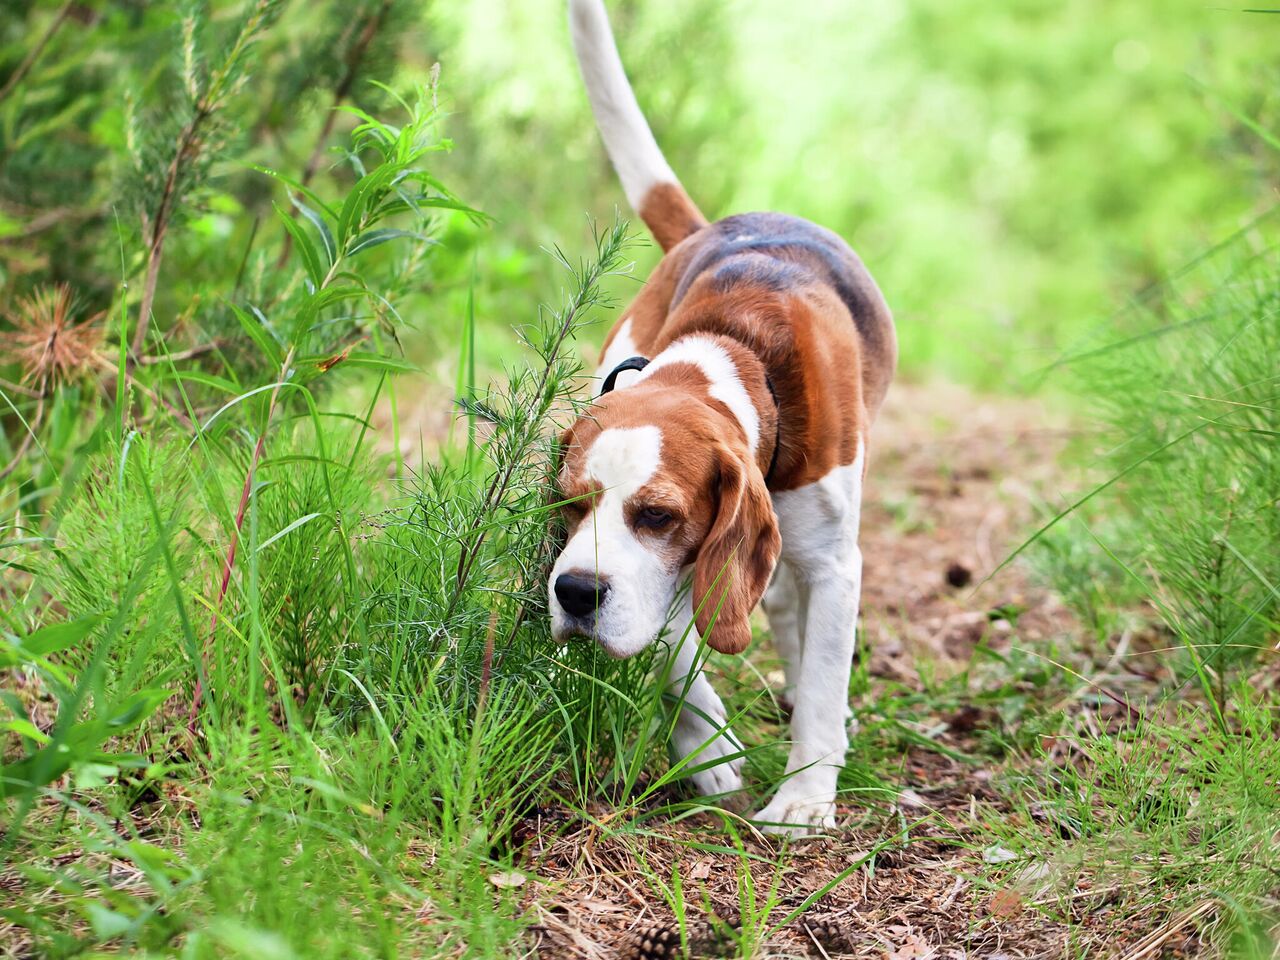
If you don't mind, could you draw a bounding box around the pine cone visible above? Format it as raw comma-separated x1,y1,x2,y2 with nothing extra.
706,906,741,931
625,923,680,960
797,913,855,954
688,913,738,956
627,911,746,959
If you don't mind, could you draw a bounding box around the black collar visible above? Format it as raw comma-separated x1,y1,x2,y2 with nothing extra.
599,355,782,486
598,356,650,396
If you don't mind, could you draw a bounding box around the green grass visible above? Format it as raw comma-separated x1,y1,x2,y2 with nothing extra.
0,76,642,954
3,2,1280,956
1022,222,1280,713
985,686,1280,954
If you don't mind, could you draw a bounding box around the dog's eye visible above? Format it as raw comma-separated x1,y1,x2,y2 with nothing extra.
635,506,673,529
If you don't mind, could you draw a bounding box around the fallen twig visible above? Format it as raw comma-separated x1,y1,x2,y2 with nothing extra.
1117,899,1215,960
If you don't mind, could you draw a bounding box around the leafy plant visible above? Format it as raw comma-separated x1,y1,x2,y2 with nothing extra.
1038,234,1280,709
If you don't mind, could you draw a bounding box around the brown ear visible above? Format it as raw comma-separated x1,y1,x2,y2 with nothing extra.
693,445,781,654
549,426,573,494
546,426,576,551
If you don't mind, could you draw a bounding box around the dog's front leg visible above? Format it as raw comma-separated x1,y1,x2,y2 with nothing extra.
762,561,802,711
755,458,864,835
662,593,745,800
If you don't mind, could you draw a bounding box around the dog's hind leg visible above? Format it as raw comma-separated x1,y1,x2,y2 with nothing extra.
761,561,802,712
753,442,866,834
661,593,745,800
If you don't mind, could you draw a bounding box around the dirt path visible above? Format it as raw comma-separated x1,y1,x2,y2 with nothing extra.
522,383,1173,959
860,381,1076,684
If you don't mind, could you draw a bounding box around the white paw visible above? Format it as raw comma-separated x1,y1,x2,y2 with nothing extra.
689,753,744,799
752,791,836,837
673,725,744,799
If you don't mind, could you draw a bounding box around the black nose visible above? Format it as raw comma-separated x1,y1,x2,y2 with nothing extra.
555,572,609,617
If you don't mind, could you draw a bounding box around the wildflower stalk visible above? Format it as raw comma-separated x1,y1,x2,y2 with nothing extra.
191,82,458,721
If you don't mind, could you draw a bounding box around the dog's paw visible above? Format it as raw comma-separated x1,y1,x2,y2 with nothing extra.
751,791,836,837
689,755,744,802
674,725,744,800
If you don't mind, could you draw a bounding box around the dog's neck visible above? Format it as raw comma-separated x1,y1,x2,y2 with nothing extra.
631,334,780,482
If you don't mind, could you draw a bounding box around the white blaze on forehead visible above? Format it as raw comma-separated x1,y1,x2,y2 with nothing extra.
584,424,662,497
635,336,760,454
594,317,644,392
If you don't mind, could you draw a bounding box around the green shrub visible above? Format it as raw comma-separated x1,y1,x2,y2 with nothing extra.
0,8,654,944
1046,227,1280,706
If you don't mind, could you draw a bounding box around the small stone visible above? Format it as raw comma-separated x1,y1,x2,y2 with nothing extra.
488,871,526,888
945,562,973,589
987,888,1023,919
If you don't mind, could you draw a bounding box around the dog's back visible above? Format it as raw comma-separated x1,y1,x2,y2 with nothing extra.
568,0,895,421
665,213,895,416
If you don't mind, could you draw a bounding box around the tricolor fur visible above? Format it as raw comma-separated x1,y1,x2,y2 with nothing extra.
553,0,897,833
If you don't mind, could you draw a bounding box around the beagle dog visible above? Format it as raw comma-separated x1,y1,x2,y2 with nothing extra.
550,0,896,833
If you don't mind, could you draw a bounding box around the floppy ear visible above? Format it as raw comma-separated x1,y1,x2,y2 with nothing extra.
546,426,576,547
692,445,781,654
549,426,572,496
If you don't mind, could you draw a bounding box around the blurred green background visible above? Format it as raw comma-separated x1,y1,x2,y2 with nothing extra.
418,0,1279,385
4,1,1277,391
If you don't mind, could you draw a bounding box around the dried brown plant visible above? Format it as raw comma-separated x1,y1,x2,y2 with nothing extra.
9,283,103,391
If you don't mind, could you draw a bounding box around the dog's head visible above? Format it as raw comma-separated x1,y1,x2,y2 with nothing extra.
548,385,780,658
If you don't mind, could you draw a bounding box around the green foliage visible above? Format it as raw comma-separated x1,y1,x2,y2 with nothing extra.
3,1,1279,955
1026,513,1145,645
0,44,667,947
1040,227,1280,705
1,614,167,803
2,6,609,942
988,687,1280,940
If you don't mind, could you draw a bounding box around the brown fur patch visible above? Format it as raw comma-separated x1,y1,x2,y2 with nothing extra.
638,182,709,252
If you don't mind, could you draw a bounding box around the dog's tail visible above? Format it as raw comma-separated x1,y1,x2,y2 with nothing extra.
569,0,708,252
